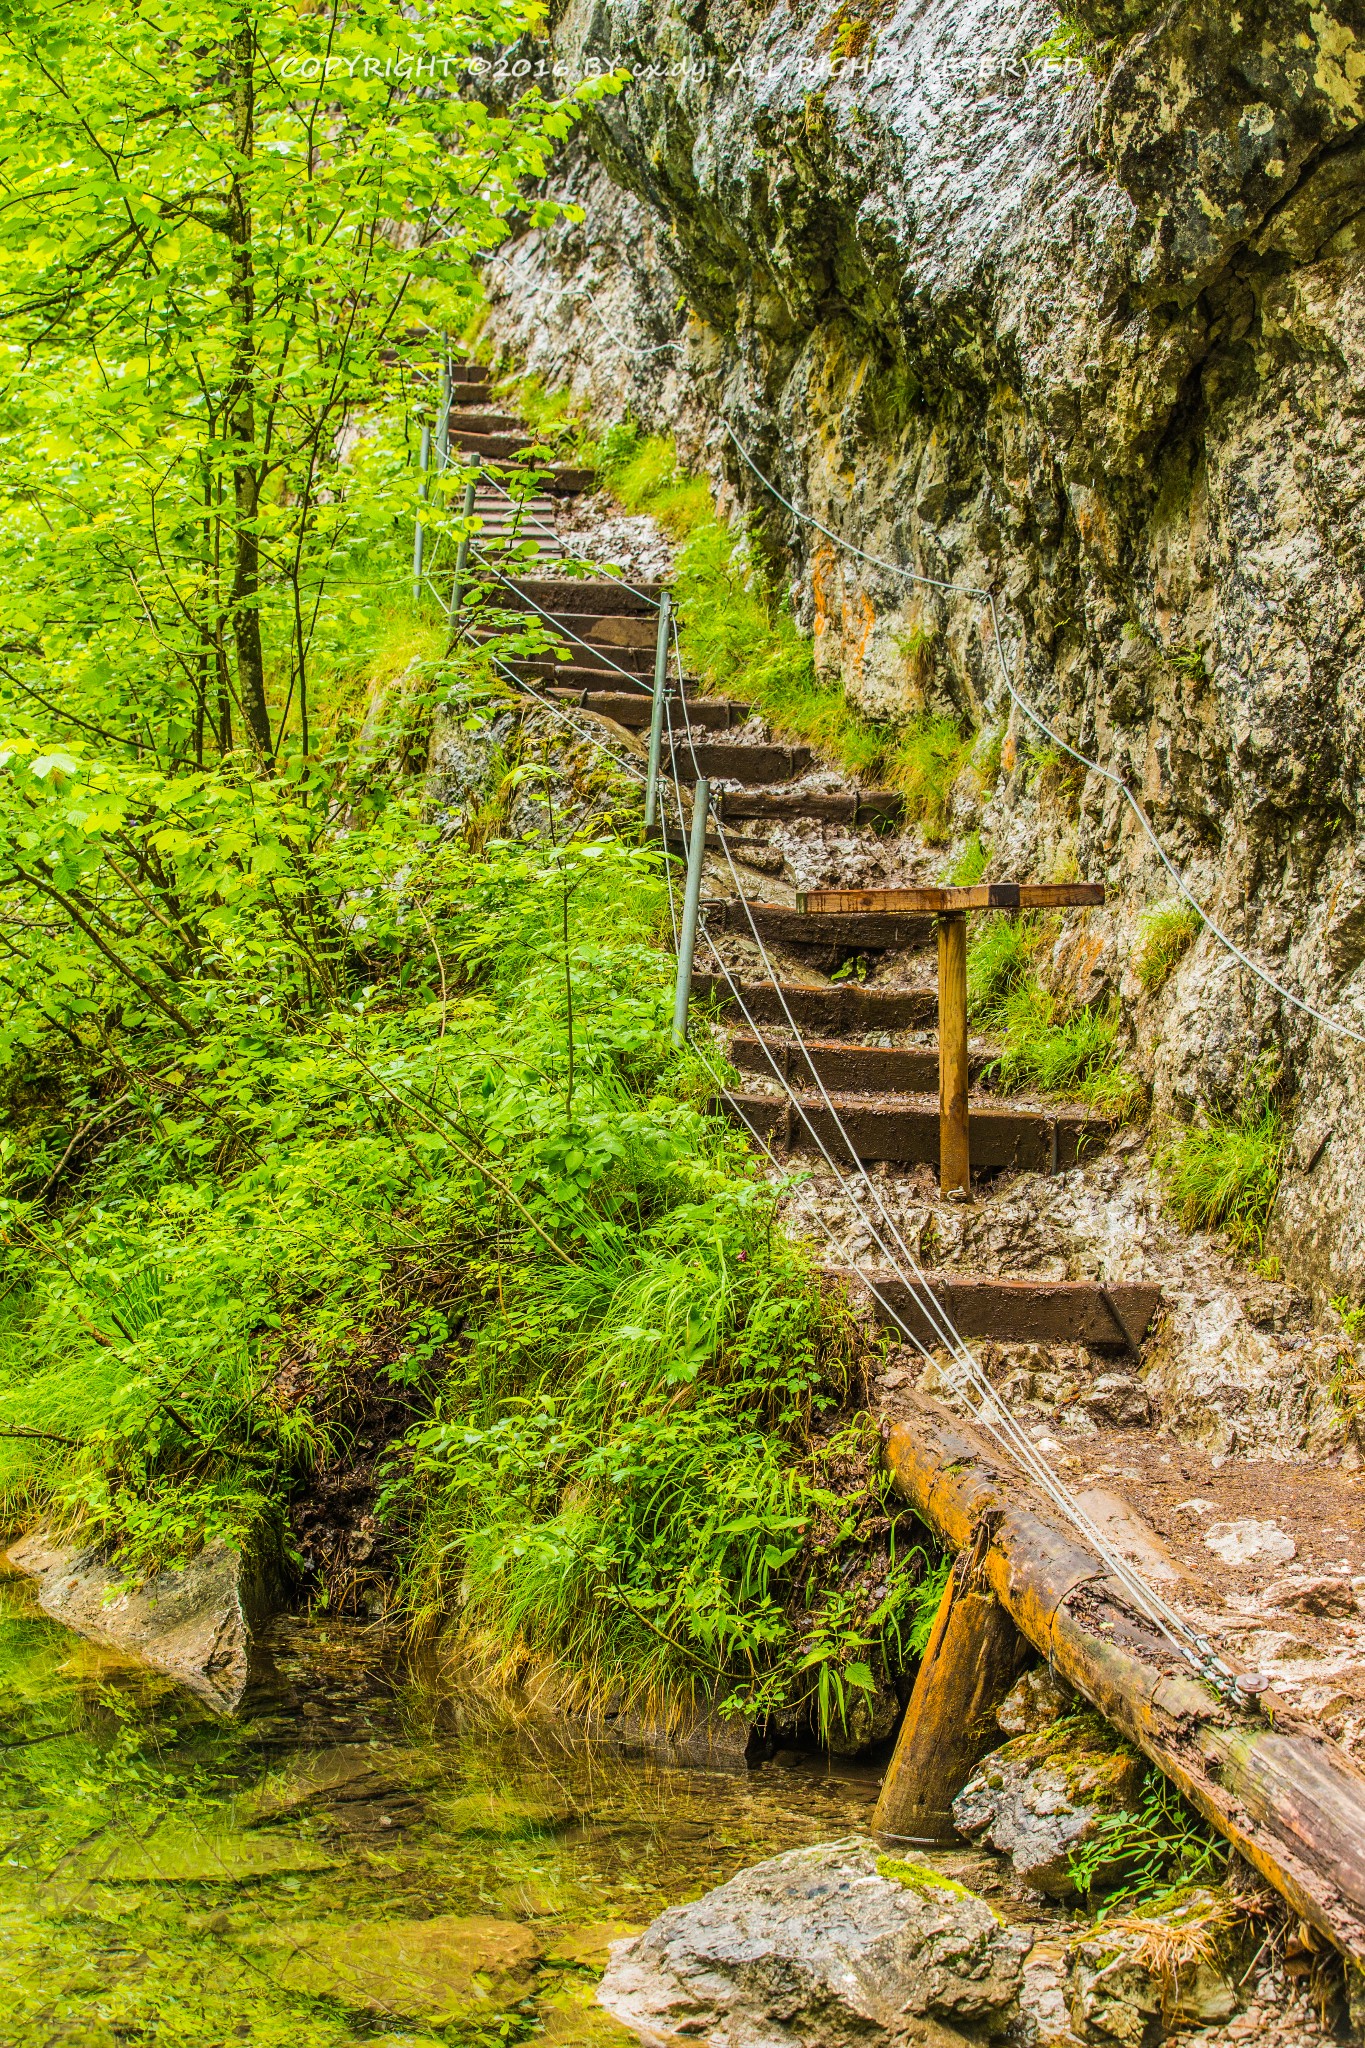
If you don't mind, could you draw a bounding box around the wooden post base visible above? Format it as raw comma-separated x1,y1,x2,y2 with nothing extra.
872,1565,1029,1843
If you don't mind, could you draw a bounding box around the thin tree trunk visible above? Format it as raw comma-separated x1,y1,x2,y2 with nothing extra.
226,17,270,757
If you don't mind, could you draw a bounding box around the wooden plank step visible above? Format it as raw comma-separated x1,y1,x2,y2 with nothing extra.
450,363,491,386
507,578,662,616
713,787,905,826
670,742,812,785
842,1269,1163,1350
702,900,933,950
730,1035,991,1092
455,430,538,459
550,690,745,731
644,828,785,874
799,883,1107,914
721,1089,1109,1170
472,633,649,677
693,975,936,1031
546,466,595,496
449,408,523,434
500,659,653,692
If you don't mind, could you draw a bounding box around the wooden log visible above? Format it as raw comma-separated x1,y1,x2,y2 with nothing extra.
712,788,905,827
873,1569,1030,1841
669,742,812,785
728,1036,986,1092
702,901,934,951
505,578,664,615
798,883,1107,915
938,911,970,1198
882,1391,1365,1963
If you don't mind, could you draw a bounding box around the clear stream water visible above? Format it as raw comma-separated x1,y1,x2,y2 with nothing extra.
0,1570,880,2046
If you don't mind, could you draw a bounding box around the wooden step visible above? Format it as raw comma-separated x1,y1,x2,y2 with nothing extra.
693,975,936,1032
546,465,595,496
713,788,905,826
500,659,653,692
844,1271,1163,1352
456,430,537,459
550,690,745,731
644,828,785,874
449,408,523,434
702,900,933,951
506,578,662,616
730,1036,992,1092
450,363,491,386
472,632,647,677
721,1089,1109,1171
670,742,812,785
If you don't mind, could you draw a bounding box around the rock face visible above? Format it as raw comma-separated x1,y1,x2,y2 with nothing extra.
485,0,1365,1299
4,1530,274,1712
597,1837,1030,2044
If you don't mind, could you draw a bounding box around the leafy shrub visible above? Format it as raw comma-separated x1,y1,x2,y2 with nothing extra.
1159,1103,1285,1252
1134,900,1201,993
1069,1764,1228,1910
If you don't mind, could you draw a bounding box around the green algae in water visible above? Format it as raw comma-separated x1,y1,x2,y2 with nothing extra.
0,1571,879,2043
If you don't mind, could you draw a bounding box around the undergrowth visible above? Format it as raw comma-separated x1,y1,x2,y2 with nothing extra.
1134,899,1201,993
1069,1763,1229,1913
588,424,985,841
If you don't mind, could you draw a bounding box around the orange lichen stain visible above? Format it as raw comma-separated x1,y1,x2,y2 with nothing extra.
843,588,877,685
811,542,841,669
1001,731,1017,775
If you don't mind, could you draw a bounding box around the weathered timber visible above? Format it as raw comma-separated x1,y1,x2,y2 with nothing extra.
712,788,904,826
453,430,536,459
730,1035,988,1092
702,900,934,951
721,1089,1109,1170
842,1270,1164,1350
450,363,490,386
474,632,654,676
448,409,521,435
553,690,742,732
872,1570,1030,1841
939,911,970,1198
692,975,937,1032
882,1391,1365,1963
798,883,1107,914
669,742,813,785
645,831,783,872
502,660,653,694
545,465,595,496
505,578,663,615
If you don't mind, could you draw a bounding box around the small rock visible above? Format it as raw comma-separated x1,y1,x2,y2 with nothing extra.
1204,1520,1296,1567
597,1838,1029,2046
1018,1939,1086,2046
1261,1575,1356,1617
1078,1374,1153,1428
996,1665,1077,1737
952,1714,1145,1897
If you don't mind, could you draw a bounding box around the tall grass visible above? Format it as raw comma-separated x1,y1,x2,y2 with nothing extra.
1159,1102,1285,1251
968,915,1140,1115
593,425,980,837
1134,899,1201,993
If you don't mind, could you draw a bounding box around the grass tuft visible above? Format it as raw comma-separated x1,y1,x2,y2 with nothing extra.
1134,900,1201,994
1158,1102,1285,1253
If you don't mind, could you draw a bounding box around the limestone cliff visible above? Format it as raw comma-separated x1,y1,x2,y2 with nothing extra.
484,0,1365,1299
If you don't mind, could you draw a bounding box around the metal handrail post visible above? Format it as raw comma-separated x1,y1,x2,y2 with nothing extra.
644,589,672,830
672,775,709,1049
449,477,479,623
412,419,431,601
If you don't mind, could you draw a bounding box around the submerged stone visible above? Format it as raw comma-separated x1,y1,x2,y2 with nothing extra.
266,1912,543,2020
597,1836,1029,2045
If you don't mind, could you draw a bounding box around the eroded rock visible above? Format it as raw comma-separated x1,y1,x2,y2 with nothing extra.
597,1837,1030,2045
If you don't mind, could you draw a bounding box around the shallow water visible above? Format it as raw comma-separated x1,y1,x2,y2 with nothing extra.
0,1572,880,2045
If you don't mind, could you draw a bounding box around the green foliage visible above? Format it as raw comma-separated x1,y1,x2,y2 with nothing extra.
907,1557,952,1655
1134,900,1202,993
1332,1294,1365,1341
1068,1765,1229,1912
0,0,621,768
1159,1101,1285,1253
597,427,976,835
947,833,988,886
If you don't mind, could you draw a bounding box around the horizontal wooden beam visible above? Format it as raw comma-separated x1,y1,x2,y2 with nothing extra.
503,578,664,615
669,743,812,785
731,1034,990,1093
797,882,1107,915
883,1393,1365,1964
722,1089,1108,1171
712,789,905,827
841,1269,1163,1350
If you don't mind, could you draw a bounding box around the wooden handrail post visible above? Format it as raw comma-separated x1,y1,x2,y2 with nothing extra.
938,910,970,1198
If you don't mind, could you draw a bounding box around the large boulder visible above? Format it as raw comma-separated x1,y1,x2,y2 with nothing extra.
952,1713,1145,1898
596,1837,1030,2046
4,1529,274,1712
